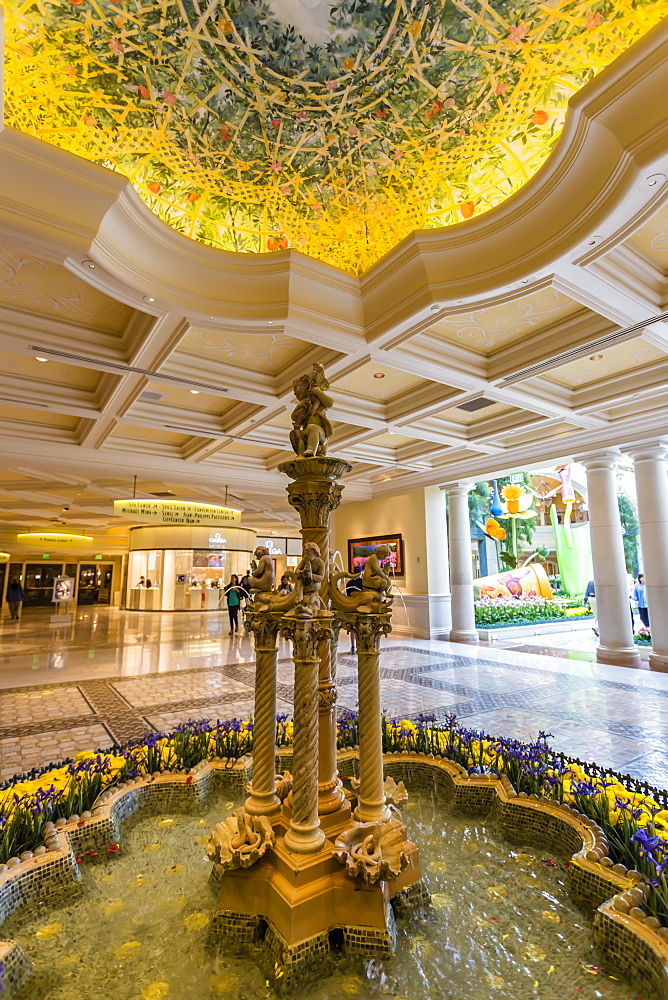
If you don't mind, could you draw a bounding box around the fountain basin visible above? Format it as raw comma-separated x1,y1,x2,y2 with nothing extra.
0,753,666,998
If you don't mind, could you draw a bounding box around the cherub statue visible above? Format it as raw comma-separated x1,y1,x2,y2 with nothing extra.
329,544,394,614
361,544,393,595
249,545,274,592
289,363,333,458
293,541,325,610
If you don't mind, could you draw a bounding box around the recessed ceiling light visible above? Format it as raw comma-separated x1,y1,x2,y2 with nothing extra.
590,354,603,361
373,372,385,379
267,321,273,325
648,178,657,187
208,316,214,320
521,278,529,284
82,260,96,269
430,304,440,313
190,389,200,394
143,295,155,303
456,299,462,304
34,356,48,362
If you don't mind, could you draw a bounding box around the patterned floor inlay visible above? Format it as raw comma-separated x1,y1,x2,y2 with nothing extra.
0,606,667,788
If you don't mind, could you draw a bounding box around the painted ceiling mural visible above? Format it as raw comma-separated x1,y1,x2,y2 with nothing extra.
4,0,667,274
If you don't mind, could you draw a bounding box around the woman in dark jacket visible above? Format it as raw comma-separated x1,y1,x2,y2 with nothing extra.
224,575,242,634
7,579,24,620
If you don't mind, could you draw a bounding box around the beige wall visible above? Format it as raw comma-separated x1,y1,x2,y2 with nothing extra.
332,486,451,638
333,488,428,592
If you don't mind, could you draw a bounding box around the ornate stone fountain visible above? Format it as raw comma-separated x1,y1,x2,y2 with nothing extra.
208,364,423,979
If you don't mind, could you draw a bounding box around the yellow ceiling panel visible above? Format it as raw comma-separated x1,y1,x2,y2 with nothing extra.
180,330,307,375
0,243,133,333
429,289,581,354
333,363,426,401
545,338,666,388
437,401,514,424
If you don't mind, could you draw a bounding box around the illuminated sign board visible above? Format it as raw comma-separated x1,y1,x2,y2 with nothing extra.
114,499,241,526
259,538,285,555
208,533,228,546
17,533,94,547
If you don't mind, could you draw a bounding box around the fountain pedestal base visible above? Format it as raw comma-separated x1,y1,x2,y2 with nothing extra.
212,810,423,985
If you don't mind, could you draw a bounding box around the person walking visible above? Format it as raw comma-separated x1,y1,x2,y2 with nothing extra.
583,579,598,637
632,573,649,629
6,578,24,620
225,575,242,634
240,569,252,599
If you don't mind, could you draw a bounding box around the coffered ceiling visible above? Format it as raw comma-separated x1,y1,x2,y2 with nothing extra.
0,19,667,539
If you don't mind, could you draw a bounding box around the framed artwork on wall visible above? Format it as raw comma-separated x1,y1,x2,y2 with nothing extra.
347,534,404,577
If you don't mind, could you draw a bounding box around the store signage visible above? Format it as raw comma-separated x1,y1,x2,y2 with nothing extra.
510,473,524,483
259,538,286,555
0,552,10,563
17,532,94,547
114,499,241,526
208,533,227,546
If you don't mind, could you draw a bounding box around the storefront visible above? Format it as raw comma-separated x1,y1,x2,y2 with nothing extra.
254,536,302,581
126,525,256,611
0,530,126,614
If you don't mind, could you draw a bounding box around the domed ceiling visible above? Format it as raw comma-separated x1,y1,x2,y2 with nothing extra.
5,0,666,274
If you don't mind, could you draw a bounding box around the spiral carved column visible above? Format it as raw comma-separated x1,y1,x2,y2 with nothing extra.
244,611,282,818
281,613,332,854
352,613,392,824
279,457,351,815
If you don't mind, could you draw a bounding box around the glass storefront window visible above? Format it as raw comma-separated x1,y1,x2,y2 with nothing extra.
126,548,250,611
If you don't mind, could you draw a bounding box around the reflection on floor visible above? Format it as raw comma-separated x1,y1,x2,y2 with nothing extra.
0,608,666,789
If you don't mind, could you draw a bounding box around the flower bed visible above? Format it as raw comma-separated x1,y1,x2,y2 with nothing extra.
1,714,666,924
475,596,593,628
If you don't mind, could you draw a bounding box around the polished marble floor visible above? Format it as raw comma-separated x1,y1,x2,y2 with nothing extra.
0,607,666,789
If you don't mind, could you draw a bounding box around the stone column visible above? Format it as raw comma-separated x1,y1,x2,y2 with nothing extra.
627,441,668,671
244,611,282,818
279,457,352,815
580,452,641,667
446,483,479,644
281,614,330,854
353,612,392,825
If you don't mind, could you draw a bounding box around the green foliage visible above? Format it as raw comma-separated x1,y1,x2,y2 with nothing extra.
617,490,639,575
474,598,592,628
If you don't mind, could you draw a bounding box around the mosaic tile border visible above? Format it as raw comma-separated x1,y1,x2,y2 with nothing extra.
1,751,667,996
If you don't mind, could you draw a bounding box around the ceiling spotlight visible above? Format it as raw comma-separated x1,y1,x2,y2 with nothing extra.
588,237,601,246
590,354,603,361
34,356,48,363
373,372,385,379
648,178,657,187
208,316,214,320
143,295,155,303
189,389,200,394
430,304,440,313
82,260,96,269
267,320,273,325
521,278,529,284
456,299,462,304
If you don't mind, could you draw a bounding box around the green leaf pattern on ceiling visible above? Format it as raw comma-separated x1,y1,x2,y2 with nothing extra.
5,0,666,273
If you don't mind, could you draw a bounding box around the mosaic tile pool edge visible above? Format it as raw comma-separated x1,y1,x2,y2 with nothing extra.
0,752,666,998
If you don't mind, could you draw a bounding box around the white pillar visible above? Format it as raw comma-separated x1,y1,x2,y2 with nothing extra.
580,452,640,667
627,441,668,672
446,483,478,644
